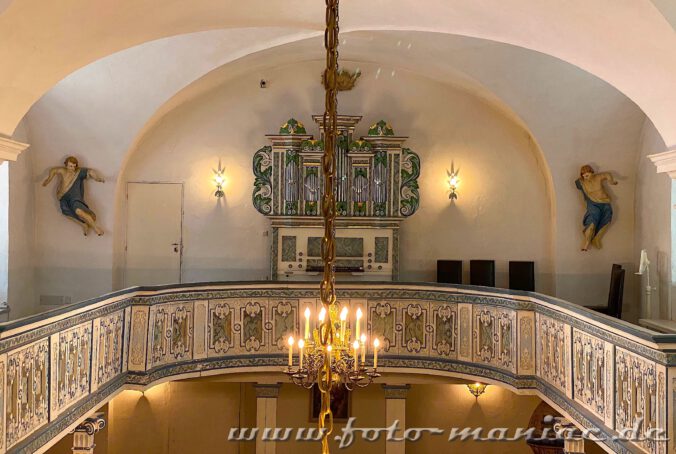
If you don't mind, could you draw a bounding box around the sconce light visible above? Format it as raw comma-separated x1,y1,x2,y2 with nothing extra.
213,163,226,198
467,382,487,399
447,164,460,201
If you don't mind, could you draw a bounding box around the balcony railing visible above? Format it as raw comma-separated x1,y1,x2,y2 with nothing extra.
0,281,673,453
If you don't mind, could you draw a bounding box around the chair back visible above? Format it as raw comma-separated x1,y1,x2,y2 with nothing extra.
509,261,535,291
470,260,495,287
437,260,462,284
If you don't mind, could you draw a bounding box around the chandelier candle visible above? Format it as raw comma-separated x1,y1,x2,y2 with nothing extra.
373,338,380,369
340,307,348,340
288,336,294,367
353,341,359,371
305,307,311,340
360,334,366,364
355,308,362,340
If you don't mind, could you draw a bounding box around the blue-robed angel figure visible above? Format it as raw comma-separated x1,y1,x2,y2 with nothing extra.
575,164,617,251
42,156,105,236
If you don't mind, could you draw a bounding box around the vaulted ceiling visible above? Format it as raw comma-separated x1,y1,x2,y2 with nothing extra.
1,0,676,147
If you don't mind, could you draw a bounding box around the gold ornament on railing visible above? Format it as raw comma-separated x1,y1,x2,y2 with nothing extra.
282,1,380,453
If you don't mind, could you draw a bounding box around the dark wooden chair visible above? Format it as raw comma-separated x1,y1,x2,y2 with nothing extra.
470,260,495,287
509,261,535,291
586,264,624,319
437,260,463,284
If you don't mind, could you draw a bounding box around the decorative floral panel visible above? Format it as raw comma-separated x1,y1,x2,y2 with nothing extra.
572,329,612,425
128,306,149,372
400,301,429,355
536,314,571,397
472,306,517,373
91,311,124,392
368,300,397,353
431,303,457,358
240,301,266,353
457,303,473,362
270,299,298,351
517,311,535,375
147,302,194,369
6,339,49,449
616,347,666,454
49,323,92,418
193,301,208,360
207,300,236,356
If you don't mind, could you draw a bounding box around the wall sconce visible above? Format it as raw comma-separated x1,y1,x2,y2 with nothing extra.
447,164,460,201
213,164,226,198
467,382,487,399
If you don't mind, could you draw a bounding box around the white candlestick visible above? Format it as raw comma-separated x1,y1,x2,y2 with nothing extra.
353,340,359,371
287,336,294,367
327,344,333,368
356,308,362,341
373,338,380,369
298,339,305,368
340,306,348,341
304,307,311,340
360,334,366,364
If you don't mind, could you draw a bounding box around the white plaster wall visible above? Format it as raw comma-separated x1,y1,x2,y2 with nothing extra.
7,120,36,319
122,61,553,289
634,119,672,319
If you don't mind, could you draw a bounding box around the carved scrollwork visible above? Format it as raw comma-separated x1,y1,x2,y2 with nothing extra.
252,146,273,215
400,148,420,216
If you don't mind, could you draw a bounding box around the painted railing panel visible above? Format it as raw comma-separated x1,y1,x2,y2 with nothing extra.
0,283,672,454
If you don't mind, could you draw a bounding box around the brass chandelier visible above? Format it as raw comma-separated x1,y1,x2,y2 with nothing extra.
283,0,380,452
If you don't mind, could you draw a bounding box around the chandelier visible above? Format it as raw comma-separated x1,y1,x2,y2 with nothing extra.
282,0,380,452
285,306,381,390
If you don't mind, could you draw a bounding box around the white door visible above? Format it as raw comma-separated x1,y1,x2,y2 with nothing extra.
125,182,183,287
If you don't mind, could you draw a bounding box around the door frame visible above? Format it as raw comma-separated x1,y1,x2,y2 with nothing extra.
124,181,185,288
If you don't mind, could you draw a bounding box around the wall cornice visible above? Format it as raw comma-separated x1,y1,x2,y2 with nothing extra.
648,147,676,178
0,135,29,162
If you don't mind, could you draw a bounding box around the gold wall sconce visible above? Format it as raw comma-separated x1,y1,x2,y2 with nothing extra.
447,164,460,201
213,163,226,198
467,382,488,399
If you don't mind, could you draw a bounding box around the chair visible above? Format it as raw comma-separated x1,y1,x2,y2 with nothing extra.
509,261,535,291
470,260,495,287
586,264,625,319
437,260,462,284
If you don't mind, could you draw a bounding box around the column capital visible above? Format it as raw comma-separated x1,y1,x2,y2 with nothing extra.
648,147,676,178
381,384,410,399
254,383,282,398
0,135,29,162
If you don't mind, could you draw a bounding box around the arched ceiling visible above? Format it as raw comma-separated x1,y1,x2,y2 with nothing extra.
2,0,676,148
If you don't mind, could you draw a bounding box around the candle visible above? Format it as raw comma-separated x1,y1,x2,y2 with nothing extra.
287,336,294,367
355,308,362,340
353,340,359,371
340,306,348,340
360,334,366,364
373,338,380,369
318,307,326,324
298,339,305,368
327,344,333,368
304,307,311,340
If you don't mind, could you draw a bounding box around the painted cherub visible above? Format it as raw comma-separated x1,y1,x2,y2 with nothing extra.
42,156,105,236
575,164,617,251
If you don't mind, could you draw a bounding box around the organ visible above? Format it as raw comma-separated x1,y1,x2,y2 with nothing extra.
252,115,420,280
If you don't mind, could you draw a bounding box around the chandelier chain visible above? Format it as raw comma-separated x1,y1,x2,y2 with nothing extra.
319,0,340,452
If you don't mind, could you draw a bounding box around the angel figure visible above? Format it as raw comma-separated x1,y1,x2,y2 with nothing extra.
42,156,105,236
575,164,617,251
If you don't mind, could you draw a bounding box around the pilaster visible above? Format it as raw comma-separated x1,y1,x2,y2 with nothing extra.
255,383,282,454
382,384,410,454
